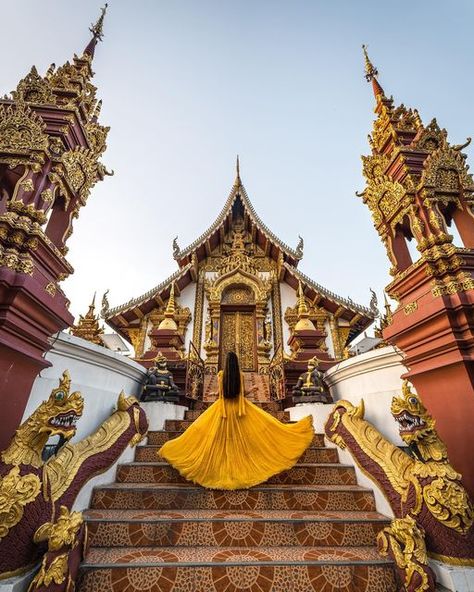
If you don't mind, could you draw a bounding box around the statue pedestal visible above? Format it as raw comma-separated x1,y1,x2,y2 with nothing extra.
141,401,188,432
0,564,38,592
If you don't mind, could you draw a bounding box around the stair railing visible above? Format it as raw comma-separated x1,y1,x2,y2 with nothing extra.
268,343,286,401
185,341,205,401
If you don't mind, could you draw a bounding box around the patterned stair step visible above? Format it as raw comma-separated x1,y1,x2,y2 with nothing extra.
135,445,339,464
147,430,326,447
84,509,389,548
116,463,357,486
78,546,396,592
90,483,376,512
184,409,290,421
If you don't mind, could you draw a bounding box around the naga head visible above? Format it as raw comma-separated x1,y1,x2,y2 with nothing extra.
2,371,84,468
391,381,434,445
36,371,84,440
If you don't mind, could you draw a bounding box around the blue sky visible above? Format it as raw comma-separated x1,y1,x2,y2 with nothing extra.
2,1,474,328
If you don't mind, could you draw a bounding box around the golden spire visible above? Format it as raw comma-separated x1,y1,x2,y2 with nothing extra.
362,44,378,82
295,281,316,331
235,154,241,186
84,4,108,57
362,44,385,98
158,282,178,330
71,293,104,345
87,292,96,317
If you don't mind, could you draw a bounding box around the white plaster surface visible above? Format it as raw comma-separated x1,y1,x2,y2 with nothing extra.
430,559,474,592
178,282,197,352
279,282,296,354
325,345,407,446
141,401,188,431
0,565,38,592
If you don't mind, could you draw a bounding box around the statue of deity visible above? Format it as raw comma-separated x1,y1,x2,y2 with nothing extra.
141,353,180,403
292,357,332,404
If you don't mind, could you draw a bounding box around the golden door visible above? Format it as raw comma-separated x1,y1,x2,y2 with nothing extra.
220,311,256,371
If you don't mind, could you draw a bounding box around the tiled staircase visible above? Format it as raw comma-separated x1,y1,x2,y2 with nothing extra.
78,404,397,592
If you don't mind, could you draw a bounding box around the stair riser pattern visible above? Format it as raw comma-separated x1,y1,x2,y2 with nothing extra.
78,563,396,592
116,464,357,486
91,488,376,512
147,431,326,446
86,519,387,548
134,446,339,463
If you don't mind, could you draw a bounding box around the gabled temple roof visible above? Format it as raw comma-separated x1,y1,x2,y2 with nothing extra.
173,173,304,268
105,172,376,342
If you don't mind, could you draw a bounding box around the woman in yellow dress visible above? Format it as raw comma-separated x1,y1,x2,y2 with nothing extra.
158,352,314,490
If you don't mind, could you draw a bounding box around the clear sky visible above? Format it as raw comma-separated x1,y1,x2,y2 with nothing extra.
2,1,474,331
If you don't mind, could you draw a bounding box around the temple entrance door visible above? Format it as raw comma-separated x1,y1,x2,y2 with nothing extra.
220,309,256,371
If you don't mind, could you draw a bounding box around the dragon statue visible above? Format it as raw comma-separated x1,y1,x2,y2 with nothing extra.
0,370,148,588
325,381,474,592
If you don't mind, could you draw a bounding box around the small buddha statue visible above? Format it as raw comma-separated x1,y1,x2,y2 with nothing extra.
141,353,180,403
292,357,332,404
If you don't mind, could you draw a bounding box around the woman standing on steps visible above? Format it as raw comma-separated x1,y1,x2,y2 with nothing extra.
158,351,314,490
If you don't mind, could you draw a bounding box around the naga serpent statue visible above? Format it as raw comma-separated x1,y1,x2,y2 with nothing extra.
0,370,148,588
325,381,473,592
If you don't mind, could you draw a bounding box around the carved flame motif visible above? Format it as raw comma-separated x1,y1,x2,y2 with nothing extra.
0,466,41,540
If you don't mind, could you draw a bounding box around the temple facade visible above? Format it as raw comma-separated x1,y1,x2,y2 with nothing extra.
105,167,376,382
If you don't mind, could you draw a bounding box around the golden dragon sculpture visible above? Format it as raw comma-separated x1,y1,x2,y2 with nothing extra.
325,381,473,592
0,370,148,590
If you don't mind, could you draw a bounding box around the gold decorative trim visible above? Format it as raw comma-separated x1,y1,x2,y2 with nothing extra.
428,551,474,567
404,301,418,315
192,274,205,354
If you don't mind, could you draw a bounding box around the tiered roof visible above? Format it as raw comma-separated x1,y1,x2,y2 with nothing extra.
105,172,376,342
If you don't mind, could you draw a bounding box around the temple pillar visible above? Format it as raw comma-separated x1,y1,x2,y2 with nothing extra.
360,46,474,497
0,6,110,446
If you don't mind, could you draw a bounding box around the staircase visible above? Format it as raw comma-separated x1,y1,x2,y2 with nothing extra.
78,401,397,592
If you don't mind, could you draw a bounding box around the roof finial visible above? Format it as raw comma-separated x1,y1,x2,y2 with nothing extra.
84,4,108,57
362,44,385,99
295,281,316,331
158,282,178,330
235,154,241,185
362,44,378,82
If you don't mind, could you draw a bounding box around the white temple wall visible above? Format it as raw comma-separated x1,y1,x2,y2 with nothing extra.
279,282,296,353
24,332,147,511
179,281,196,352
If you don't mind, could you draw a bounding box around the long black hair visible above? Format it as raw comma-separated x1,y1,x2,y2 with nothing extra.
222,351,241,399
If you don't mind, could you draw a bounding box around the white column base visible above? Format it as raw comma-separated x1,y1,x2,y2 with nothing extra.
141,402,188,432
0,565,38,592
430,559,474,591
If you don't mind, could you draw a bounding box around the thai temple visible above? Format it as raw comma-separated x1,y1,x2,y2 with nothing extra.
0,7,473,592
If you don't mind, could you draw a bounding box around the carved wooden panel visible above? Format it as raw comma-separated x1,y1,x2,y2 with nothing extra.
220,311,256,371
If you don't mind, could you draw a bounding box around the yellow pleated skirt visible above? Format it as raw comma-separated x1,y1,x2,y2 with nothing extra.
158,395,314,490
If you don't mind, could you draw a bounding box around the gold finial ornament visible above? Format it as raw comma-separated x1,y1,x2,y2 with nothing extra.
362,44,378,82
90,3,108,42
235,154,241,185
295,281,316,331
158,283,178,330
